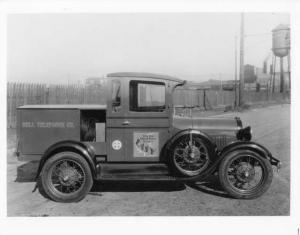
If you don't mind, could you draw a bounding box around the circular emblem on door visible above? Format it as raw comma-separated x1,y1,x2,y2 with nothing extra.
112,140,122,150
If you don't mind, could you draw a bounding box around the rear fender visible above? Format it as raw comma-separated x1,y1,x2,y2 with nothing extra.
35,140,97,180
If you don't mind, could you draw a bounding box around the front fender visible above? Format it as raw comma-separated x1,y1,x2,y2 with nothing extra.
219,141,280,167
35,140,97,180
179,141,281,182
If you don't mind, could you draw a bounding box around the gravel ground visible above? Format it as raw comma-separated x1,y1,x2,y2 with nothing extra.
7,104,290,216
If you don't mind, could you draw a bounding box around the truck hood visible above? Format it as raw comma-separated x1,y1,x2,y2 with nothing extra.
172,115,241,136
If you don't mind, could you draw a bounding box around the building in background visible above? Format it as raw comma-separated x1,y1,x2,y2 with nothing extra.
256,68,271,90
244,64,257,84
85,77,106,86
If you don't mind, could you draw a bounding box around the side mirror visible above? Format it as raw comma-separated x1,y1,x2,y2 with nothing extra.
112,96,120,107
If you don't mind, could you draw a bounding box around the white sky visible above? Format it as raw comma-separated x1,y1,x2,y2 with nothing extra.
7,12,289,84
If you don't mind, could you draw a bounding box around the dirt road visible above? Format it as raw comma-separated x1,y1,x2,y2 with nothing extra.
7,104,290,216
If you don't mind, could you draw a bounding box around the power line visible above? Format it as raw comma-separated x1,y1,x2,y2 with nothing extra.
245,32,271,37
239,13,245,107
242,32,286,39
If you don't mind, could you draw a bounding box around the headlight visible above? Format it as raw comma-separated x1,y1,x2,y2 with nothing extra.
236,126,252,141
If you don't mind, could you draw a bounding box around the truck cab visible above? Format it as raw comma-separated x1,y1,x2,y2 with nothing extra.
16,72,281,202
106,72,177,162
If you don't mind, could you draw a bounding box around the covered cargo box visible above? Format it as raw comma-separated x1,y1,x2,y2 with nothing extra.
17,105,107,157
17,108,80,155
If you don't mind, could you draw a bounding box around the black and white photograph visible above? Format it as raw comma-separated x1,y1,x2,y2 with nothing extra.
1,0,300,234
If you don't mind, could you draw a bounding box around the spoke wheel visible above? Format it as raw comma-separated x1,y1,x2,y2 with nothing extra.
171,136,211,177
49,159,86,194
41,152,93,203
219,150,273,199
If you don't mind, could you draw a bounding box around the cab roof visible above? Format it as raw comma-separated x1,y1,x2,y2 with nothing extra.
107,72,184,83
18,104,107,110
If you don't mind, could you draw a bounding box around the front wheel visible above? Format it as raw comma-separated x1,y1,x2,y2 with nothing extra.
40,151,93,202
218,150,273,199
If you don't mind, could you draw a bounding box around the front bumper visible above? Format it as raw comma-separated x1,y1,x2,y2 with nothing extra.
269,155,282,172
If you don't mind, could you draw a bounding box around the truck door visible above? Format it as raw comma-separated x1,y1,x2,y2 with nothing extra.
123,79,170,162
106,79,126,161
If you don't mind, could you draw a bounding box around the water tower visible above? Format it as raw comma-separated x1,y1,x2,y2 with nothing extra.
272,24,290,92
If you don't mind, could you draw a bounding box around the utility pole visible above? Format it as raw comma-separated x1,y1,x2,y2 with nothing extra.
288,50,291,91
234,35,238,108
239,13,245,106
219,73,223,105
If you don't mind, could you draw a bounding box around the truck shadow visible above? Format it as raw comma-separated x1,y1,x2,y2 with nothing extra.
90,176,232,199
186,175,233,199
90,180,186,194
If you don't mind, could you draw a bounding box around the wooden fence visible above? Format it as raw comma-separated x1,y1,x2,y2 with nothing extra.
7,82,290,128
7,82,107,128
173,88,290,108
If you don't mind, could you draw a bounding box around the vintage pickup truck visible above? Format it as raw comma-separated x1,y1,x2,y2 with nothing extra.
16,72,281,202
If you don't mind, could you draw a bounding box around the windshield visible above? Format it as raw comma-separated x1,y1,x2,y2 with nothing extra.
130,80,166,112
173,87,208,116
173,87,202,108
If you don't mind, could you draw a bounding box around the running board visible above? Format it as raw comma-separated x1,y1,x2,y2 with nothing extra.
96,163,176,181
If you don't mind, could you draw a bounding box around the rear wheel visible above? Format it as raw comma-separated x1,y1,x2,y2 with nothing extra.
41,151,93,202
170,135,211,177
218,150,273,199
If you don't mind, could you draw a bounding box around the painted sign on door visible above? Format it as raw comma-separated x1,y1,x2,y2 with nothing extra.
133,132,159,157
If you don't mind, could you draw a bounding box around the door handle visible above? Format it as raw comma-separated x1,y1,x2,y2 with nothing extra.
122,120,130,126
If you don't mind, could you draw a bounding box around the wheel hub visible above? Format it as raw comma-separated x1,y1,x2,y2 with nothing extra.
59,167,80,186
235,162,255,183
184,146,200,163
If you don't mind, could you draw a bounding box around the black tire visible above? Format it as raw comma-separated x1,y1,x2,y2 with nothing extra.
41,151,93,203
218,150,273,199
170,135,213,177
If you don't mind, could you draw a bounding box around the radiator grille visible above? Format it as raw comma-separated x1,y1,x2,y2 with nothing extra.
212,135,233,149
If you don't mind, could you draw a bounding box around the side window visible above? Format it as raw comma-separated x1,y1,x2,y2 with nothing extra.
130,80,166,112
112,80,121,112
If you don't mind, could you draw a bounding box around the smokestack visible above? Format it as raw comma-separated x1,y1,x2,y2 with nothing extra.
263,61,267,73
263,52,271,74
269,64,273,75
